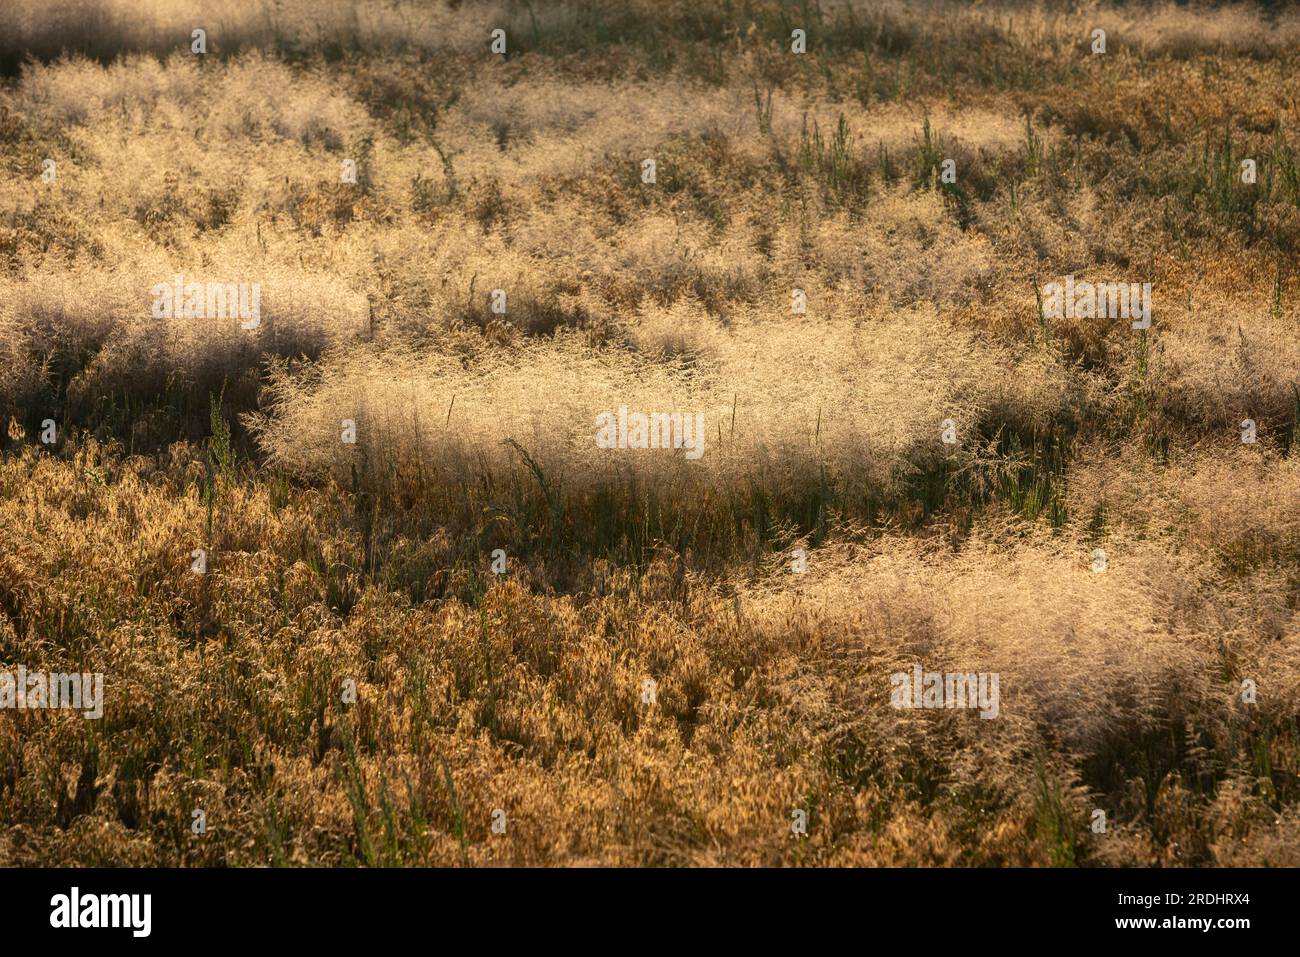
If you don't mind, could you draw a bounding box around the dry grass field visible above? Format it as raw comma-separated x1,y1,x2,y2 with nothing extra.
1,0,1298,866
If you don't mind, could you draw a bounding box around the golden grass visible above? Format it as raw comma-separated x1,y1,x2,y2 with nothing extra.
1,0,1298,867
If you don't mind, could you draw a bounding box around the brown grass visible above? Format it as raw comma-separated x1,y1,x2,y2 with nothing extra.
1,0,1298,867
